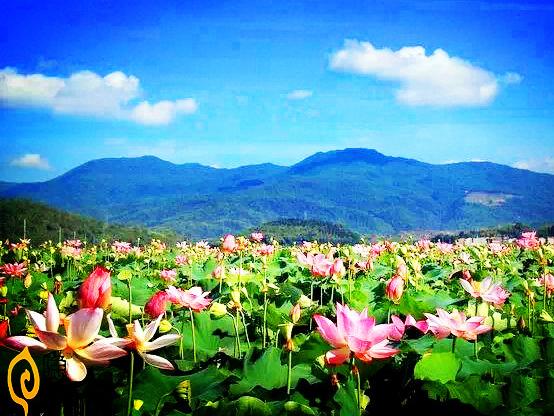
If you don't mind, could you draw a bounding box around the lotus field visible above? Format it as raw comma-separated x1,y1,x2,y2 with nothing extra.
1,232,554,415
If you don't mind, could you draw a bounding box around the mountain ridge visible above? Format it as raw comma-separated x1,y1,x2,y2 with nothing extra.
2,148,553,239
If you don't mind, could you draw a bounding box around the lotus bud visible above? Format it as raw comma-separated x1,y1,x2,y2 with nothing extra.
291,303,301,324
210,302,228,318
222,234,238,253
144,291,170,319
298,294,312,308
212,265,225,280
78,266,112,309
158,319,173,333
385,275,404,304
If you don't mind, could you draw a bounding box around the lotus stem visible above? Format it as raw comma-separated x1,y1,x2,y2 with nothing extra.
240,309,251,348
190,308,197,363
231,311,241,359
180,317,186,360
127,280,133,324
309,282,314,330
287,348,293,396
452,336,457,353
126,351,135,416
263,292,268,348
351,359,362,416
542,270,546,310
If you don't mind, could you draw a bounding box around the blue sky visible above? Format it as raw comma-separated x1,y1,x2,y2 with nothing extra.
1,0,554,182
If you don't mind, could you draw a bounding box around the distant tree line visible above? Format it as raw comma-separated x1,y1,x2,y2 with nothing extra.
0,198,181,245
431,222,554,243
249,218,361,245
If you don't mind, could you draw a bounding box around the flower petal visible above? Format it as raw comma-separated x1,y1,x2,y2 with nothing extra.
139,351,174,370
367,339,399,359
45,293,60,333
65,357,88,382
313,314,345,348
143,314,164,342
75,340,128,363
142,334,181,352
106,313,119,338
35,329,67,350
66,308,103,349
26,310,46,331
3,336,47,351
325,347,350,365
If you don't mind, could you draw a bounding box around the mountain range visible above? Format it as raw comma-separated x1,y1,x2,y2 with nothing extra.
2,148,554,239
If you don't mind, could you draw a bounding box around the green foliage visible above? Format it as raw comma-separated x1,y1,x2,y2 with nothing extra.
3,149,554,239
414,352,461,384
0,198,180,244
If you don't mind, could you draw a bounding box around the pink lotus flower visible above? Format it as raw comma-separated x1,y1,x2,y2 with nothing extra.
78,266,112,310
61,245,82,258
424,308,491,341
176,241,189,250
296,251,314,268
250,232,264,242
331,259,346,278
166,286,212,312
436,242,454,254
64,239,82,248
385,275,404,304
355,259,373,272
313,303,399,365
112,241,132,254
488,242,507,255
388,315,428,341
195,241,211,250
396,263,408,279
160,269,177,283
0,318,8,342
311,254,333,277
257,244,275,256
144,291,171,319
222,234,238,253
460,277,510,308
416,239,432,251
370,243,386,257
538,273,554,296
212,265,225,280
106,314,180,370
175,255,189,266
296,252,333,277
4,293,126,381
461,270,472,281
1,262,27,278
516,231,540,250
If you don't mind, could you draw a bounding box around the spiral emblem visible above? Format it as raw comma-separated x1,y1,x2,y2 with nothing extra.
7,347,40,416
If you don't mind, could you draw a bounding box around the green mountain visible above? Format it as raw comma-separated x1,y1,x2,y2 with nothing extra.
2,148,554,239
250,219,361,245
0,198,180,244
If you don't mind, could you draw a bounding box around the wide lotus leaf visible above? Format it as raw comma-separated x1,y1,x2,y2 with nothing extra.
445,375,503,414
414,352,461,384
230,347,317,396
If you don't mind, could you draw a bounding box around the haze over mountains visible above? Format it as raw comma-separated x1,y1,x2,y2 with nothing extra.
2,148,554,239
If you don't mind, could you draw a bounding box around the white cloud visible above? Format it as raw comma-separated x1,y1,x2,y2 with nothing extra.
130,99,198,125
514,158,554,174
10,154,51,170
329,40,515,107
0,67,197,125
286,89,313,100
